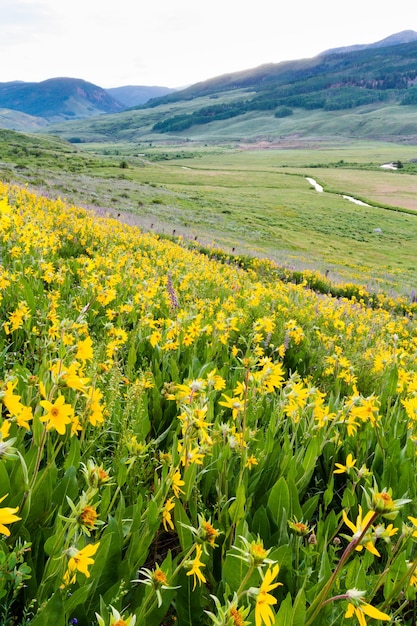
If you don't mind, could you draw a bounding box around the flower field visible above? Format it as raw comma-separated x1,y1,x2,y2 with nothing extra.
1,181,417,625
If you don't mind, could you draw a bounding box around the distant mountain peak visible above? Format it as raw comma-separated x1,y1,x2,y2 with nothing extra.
322,30,417,55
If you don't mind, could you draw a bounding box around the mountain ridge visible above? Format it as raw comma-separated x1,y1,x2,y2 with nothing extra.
1,31,417,142
322,29,417,55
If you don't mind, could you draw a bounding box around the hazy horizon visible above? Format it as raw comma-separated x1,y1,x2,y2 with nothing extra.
2,0,416,89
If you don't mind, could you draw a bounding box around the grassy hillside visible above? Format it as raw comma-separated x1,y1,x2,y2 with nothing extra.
1,130,416,295
1,181,417,625
1,36,416,141
0,78,125,122
45,97,417,145
40,39,417,144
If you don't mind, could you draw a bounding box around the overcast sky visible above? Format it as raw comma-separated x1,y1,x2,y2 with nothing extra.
1,0,416,89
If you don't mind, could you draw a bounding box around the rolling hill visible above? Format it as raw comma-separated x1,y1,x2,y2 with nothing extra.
0,77,125,123
105,85,177,107
42,31,417,144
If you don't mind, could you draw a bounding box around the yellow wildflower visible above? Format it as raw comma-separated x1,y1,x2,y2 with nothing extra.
40,395,74,435
246,454,259,469
219,394,244,419
334,453,357,474
172,469,185,498
342,506,379,556
186,544,206,590
162,497,175,531
255,564,282,626
345,600,390,626
63,542,100,586
0,494,21,537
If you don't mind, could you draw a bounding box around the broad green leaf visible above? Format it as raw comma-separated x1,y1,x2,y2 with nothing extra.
267,476,290,525
292,588,306,626
274,592,293,625
174,501,193,551
30,590,65,626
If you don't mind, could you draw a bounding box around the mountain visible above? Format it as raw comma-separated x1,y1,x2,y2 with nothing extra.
0,77,125,122
137,33,417,136
26,31,417,143
323,30,417,55
105,85,177,107
142,32,417,108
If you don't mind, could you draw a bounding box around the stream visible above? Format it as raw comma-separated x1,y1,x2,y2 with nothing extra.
306,177,370,207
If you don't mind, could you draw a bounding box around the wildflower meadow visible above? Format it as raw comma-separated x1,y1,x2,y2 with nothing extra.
1,182,417,625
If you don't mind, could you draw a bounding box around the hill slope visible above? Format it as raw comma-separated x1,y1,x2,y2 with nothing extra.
44,33,417,143
105,85,177,107
0,78,125,122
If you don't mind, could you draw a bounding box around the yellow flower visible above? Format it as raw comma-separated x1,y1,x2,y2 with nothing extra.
63,363,90,391
342,506,379,556
0,420,11,440
0,494,21,537
76,336,94,362
63,542,100,586
288,518,311,536
334,453,357,474
368,486,410,519
2,381,24,417
134,564,179,608
172,470,185,498
162,497,175,531
40,395,74,435
70,415,83,437
219,394,244,419
186,544,206,590
15,405,33,431
345,600,390,626
200,519,220,548
408,516,417,537
255,564,282,626
86,387,105,426
178,443,205,467
79,505,99,530
246,454,259,469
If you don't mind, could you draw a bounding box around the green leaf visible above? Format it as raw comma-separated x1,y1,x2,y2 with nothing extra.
64,436,81,471
274,592,293,625
222,553,257,594
126,499,160,570
174,569,205,626
267,476,290,525
174,501,193,551
30,590,65,626
251,505,271,540
323,476,334,509
0,462,10,494
64,582,93,614
51,466,78,510
302,494,320,521
229,483,246,526
297,437,320,493
318,541,332,582
287,475,302,519
292,588,306,626
183,462,197,502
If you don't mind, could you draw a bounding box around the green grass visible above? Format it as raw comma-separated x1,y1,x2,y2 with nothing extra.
45,98,417,145
1,131,417,294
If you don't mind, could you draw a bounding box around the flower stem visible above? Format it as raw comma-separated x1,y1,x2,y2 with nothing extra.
305,511,378,626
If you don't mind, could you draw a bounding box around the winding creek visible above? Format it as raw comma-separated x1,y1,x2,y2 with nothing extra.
306,177,370,207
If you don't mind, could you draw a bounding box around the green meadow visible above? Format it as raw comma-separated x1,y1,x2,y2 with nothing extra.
1,131,417,625
8,136,414,293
